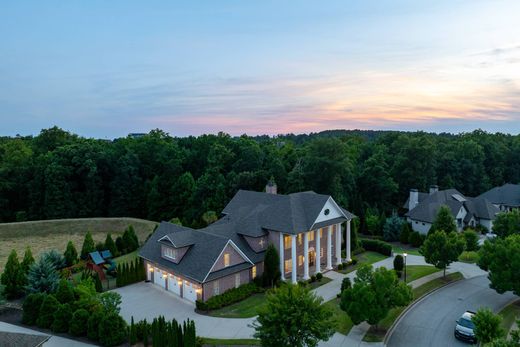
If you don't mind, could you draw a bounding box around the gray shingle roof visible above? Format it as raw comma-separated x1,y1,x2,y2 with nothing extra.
140,189,355,283
478,183,520,207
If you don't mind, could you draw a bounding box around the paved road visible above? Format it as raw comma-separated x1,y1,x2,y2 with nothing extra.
387,275,516,347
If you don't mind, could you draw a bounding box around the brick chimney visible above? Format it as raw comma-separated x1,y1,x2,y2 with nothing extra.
265,177,277,194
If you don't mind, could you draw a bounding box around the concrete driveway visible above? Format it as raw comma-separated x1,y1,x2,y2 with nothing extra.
115,282,256,339
387,275,516,347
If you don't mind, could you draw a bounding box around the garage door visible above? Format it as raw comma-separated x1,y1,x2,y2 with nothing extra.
183,281,197,302
154,267,166,289
168,275,181,295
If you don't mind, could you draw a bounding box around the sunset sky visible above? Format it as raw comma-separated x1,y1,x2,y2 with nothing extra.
1,0,520,138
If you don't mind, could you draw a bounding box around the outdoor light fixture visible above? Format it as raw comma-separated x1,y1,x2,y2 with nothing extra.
403,253,408,282
149,267,154,272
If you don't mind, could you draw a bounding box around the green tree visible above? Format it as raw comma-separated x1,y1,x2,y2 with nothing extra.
429,205,457,234
20,247,35,275
123,225,139,252
0,250,23,299
202,211,218,225
37,294,60,328
462,229,479,252
26,257,60,294
64,240,78,266
104,233,117,256
478,234,520,295
94,273,103,292
263,244,280,288
472,308,504,344
421,231,464,277
400,223,412,244
22,293,46,325
69,308,90,336
87,310,104,341
99,292,122,314
98,312,128,346
55,279,75,304
51,303,72,333
492,210,520,238
253,284,335,347
393,255,404,272
383,212,403,242
340,265,413,328
81,231,96,259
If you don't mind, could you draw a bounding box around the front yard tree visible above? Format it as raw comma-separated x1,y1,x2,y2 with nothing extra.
64,240,78,266
253,284,334,347
26,257,60,294
430,205,457,234
340,265,413,328
0,249,23,299
492,210,520,238
81,231,96,259
472,308,504,344
478,234,520,295
263,243,280,287
421,230,464,277
383,212,403,242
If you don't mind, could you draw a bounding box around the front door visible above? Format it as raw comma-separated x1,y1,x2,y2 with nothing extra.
309,249,316,266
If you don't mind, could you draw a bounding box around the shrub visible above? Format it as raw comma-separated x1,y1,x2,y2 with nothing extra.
69,308,90,336
98,312,128,346
463,230,479,252
383,213,403,242
395,270,402,278
52,303,72,333
353,247,365,255
400,223,412,244
1,250,23,299
360,239,392,256
409,231,424,247
341,277,351,293
337,264,343,270
41,250,66,270
22,293,46,325
310,275,316,282
393,255,404,272
81,231,96,259
26,257,59,294
55,279,75,304
63,241,78,267
351,257,358,265
316,272,323,281
459,251,479,263
37,294,59,329
104,234,118,257
87,310,104,341
195,283,262,311
94,273,103,292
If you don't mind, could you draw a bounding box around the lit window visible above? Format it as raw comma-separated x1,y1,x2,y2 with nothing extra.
224,253,230,267
213,281,219,295
235,273,240,288
284,259,292,274
284,235,291,249
320,229,323,238
298,255,303,266
164,247,177,260
298,234,302,245
252,266,257,279
308,231,315,241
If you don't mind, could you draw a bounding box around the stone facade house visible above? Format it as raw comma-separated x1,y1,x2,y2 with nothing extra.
139,183,355,303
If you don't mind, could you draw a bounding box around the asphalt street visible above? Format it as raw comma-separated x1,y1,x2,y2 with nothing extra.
387,275,516,347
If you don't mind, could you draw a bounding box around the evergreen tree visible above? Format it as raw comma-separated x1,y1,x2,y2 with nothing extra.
263,244,280,288
51,303,72,333
116,264,122,287
22,293,46,325
26,257,60,294
400,223,412,244
87,310,104,341
129,316,137,345
98,312,128,346
69,308,90,336
37,294,60,329
429,205,457,234
383,212,403,242
55,279,75,304
21,247,35,275
104,233,118,256
1,249,23,299
115,236,125,255
63,241,78,266
81,231,96,259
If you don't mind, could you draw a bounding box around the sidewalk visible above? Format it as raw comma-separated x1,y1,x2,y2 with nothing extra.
0,322,94,347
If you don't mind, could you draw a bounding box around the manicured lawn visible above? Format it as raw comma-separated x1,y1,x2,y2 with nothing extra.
207,277,332,318
458,251,479,264
338,251,388,274
324,298,354,335
499,300,520,334
404,265,440,283
362,272,463,342
113,249,139,265
391,244,422,256
201,338,261,346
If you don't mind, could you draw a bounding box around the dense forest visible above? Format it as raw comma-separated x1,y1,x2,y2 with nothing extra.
0,126,519,230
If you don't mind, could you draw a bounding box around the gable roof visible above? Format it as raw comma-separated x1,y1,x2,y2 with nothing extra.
403,192,429,209
478,183,520,207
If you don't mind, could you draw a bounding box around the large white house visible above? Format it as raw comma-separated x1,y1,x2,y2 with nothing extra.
403,185,499,234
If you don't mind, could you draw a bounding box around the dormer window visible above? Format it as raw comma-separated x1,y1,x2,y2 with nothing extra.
224,253,230,267
163,247,177,260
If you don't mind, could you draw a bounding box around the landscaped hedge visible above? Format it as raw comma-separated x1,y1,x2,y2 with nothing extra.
195,283,263,311
360,239,392,256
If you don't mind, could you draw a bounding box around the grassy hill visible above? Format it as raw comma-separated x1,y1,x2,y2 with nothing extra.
0,217,158,270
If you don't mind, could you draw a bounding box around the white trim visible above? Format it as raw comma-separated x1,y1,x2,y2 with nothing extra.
201,239,254,283
157,235,177,247
309,196,350,231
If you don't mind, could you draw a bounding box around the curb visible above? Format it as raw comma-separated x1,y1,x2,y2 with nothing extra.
383,274,464,346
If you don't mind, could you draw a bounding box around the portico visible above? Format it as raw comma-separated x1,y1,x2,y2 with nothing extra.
279,220,352,283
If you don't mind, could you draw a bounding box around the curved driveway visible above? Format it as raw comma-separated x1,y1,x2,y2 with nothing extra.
387,275,516,347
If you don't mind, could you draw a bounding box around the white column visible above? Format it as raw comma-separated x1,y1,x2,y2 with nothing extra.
335,223,342,265
346,220,352,262
279,233,285,281
303,231,310,280
326,226,333,270
315,229,321,274
291,234,297,284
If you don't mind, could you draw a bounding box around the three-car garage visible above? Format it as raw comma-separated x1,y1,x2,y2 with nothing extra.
146,262,201,303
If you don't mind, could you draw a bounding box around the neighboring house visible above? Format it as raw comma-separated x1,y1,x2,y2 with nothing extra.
477,183,520,212
139,182,355,303
403,185,499,234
